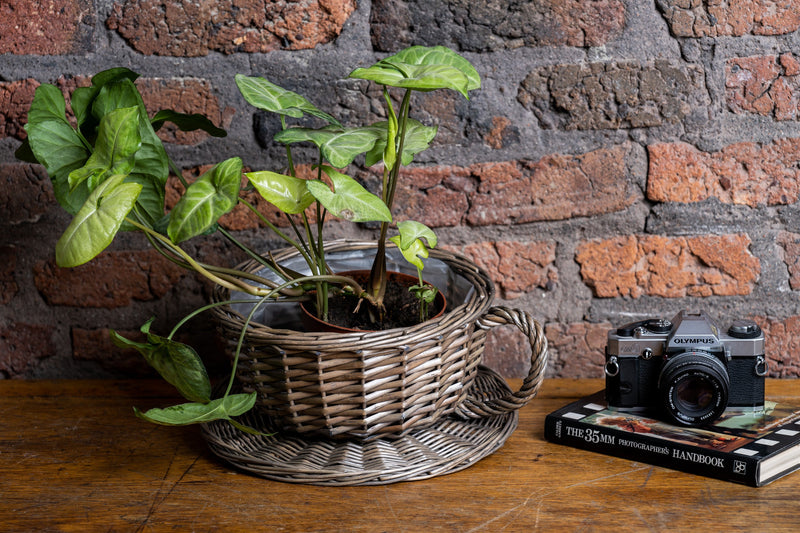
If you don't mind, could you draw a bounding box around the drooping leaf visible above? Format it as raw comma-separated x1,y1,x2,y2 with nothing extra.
110,318,211,404
382,88,398,171
364,119,438,167
307,167,392,223
168,157,242,243
235,74,340,126
67,106,141,192
133,392,257,426
274,125,383,168
150,109,227,137
55,174,142,268
245,170,314,214
349,46,481,98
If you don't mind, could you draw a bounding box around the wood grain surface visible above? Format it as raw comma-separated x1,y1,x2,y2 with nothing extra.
2,378,798,532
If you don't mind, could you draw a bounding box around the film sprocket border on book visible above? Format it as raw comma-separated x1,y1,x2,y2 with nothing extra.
544,391,800,487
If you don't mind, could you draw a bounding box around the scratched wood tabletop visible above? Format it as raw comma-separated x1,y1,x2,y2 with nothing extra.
2,378,799,532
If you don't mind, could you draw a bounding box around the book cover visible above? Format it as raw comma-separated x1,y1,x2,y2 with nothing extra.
544,391,800,487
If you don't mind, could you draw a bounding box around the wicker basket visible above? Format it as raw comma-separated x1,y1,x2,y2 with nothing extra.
211,241,548,440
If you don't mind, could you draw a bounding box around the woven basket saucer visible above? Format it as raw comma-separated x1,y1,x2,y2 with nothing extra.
200,366,518,486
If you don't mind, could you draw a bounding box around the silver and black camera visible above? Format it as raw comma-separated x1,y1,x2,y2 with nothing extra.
604,310,768,427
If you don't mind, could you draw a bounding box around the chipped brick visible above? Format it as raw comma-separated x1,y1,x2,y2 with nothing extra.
656,0,800,38
0,0,94,55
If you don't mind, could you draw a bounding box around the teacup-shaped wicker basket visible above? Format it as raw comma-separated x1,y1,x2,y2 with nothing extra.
211,241,548,440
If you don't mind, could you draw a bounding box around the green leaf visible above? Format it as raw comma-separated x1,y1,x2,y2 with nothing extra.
26,84,70,125
67,106,141,192
274,125,383,168
150,109,227,137
395,220,437,249
308,167,392,223
383,89,398,171
364,119,438,167
245,170,315,214
55,174,142,267
92,79,170,227
349,46,481,98
235,74,340,126
168,157,242,243
133,392,257,426
390,235,429,271
110,319,212,404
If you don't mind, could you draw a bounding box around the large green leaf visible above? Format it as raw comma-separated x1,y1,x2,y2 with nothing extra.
72,68,140,129
23,84,91,214
168,157,242,243
133,392,257,426
110,318,211,404
364,119,438,167
235,74,340,126
349,46,481,98
150,109,227,137
307,167,391,223
55,174,142,267
245,170,314,214
67,106,141,192
274,125,383,168
92,79,170,226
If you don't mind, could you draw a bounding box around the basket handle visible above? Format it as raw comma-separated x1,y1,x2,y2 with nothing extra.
454,306,549,418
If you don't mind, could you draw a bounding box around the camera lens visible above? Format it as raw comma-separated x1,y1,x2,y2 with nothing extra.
658,350,729,427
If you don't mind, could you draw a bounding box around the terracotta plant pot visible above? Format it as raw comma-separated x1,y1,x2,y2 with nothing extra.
298,269,447,333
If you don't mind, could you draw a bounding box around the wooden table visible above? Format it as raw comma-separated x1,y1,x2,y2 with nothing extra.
3,378,799,532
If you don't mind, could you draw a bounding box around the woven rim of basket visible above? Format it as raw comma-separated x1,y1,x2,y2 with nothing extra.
210,240,495,348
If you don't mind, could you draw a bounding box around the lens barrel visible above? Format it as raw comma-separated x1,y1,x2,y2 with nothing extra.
658,350,730,426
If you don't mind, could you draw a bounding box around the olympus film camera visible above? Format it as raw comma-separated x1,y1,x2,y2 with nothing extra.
604,310,768,427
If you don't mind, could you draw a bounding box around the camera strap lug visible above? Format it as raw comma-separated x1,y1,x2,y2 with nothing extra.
605,356,620,377
755,355,768,377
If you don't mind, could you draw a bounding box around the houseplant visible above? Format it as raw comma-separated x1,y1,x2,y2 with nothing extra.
18,46,548,441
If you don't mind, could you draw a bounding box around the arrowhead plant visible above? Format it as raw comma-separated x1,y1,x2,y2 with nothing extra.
18,46,480,428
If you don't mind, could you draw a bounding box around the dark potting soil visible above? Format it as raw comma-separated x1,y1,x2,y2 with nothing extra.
319,282,443,331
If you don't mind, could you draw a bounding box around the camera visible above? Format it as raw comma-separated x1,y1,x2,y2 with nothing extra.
604,310,768,427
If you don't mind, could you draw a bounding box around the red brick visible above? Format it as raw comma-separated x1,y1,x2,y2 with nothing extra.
107,0,357,57
757,315,800,377
657,0,800,37
0,321,56,378
545,321,611,379
0,246,18,305
726,54,800,120
1,163,57,225
33,250,184,308
575,234,761,298
458,240,558,299
72,328,155,377
135,78,235,145
0,79,39,139
647,140,800,206
778,231,800,290
0,0,94,55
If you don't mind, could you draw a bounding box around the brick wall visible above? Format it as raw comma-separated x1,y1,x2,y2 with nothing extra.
2,0,800,381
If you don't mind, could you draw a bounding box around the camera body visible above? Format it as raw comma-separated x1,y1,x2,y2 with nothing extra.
604,310,767,427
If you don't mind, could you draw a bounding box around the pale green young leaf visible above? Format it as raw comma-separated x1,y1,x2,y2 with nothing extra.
395,220,438,250
274,125,383,169
364,119,438,167
246,170,315,214
133,393,257,426
307,167,392,223
168,157,242,243
55,174,142,268
389,235,429,271
349,46,481,98
235,74,340,126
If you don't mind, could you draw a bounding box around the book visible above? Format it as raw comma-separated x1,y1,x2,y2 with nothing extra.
544,391,800,487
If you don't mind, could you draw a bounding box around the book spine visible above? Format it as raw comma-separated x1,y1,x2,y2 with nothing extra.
544,414,761,486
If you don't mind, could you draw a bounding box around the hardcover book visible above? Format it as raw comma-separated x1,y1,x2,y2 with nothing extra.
544,391,800,487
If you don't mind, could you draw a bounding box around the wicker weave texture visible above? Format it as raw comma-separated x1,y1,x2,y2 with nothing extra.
211,242,547,441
